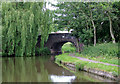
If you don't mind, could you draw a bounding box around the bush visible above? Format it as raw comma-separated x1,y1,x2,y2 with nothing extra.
35,47,51,56
81,43,118,57
75,62,85,71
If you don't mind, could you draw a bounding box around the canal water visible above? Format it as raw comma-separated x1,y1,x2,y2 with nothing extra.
2,56,116,82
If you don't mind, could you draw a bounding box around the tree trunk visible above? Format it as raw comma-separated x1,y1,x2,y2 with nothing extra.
76,38,80,53
90,11,96,46
91,20,96,46
108,14,116,43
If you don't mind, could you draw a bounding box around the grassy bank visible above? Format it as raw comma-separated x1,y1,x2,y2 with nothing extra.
76,43,119,65
55,53,119,77
62,43,119,65
55,56,103,82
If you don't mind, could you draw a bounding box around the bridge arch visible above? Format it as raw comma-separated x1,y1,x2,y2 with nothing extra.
61,42,76,53
36,33,78,55
50,41,77,55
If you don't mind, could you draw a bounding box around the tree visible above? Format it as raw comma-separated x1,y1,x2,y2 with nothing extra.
51,1,120,57
0,1,2,53
99,2,118,43
53,2,94,52
2,2,53,56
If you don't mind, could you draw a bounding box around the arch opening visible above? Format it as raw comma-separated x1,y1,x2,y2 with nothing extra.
50,41,77,55
62,42,76,53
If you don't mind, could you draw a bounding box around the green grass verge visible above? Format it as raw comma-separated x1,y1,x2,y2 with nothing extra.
55,55,101,82
55,53,119,76
76,43,119,65
62,42,119,65
75,53,119,65
81,43,118,57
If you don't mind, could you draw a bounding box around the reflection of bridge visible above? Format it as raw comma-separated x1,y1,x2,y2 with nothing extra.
36,33,78,55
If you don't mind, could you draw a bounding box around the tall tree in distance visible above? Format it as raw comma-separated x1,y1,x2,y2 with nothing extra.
99,2,118,43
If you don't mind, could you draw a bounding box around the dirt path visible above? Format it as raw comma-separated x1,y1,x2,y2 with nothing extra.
69,53,120,67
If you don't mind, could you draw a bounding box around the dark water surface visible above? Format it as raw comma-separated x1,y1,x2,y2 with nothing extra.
2,56,116,82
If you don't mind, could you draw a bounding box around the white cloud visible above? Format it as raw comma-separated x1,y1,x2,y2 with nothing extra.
46,0,58,10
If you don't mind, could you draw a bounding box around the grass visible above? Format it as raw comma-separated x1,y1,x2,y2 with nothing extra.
55,54,119,76
75,53,119,65
62,42,119,65
81,43,118,58
55,57,101,82
76,43,119,65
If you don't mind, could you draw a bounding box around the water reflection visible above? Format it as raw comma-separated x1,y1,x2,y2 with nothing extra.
2,56,51,82
0,57,2,83
50,75,75,82
2,56,115,82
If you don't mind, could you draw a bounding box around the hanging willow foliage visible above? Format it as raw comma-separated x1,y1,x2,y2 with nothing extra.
40,9,53,48
2,2,53,56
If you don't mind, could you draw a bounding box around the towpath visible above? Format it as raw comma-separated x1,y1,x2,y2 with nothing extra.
69,53,120,67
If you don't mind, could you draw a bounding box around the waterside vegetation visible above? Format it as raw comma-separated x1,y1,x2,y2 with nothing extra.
2,2,53,56
59,42,119,79
55,53,119,79
62,43,119,65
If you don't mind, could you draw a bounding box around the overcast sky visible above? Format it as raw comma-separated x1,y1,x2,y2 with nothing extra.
46,0,58,10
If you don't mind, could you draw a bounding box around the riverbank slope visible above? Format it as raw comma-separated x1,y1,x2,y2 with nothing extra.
55,43,119,80
55,53,119,80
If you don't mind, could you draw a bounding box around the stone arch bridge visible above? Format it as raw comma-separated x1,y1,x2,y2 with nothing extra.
36,33,79,55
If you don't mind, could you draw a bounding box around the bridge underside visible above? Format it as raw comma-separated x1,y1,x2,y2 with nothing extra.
36,33,78,55
50,41,76,55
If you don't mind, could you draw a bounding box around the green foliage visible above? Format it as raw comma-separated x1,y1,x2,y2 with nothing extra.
0,25,1,53
75,62,85,71
75,43,119,65
62,42,76,53
53,2,120,45
35,47,51,56
40,9,53,48
2,2,53,56
81,43,118,57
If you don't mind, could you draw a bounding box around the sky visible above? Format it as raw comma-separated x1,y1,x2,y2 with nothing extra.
46,0,58,10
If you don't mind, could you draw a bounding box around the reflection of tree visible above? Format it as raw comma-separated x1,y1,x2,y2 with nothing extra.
2,56,51,82
37,60,51,82
2,57,38,82
0,58,1,83
2,58,15,82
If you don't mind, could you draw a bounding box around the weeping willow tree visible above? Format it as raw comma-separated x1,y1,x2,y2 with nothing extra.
0,1,2,55
2,2,53,56
40,9,53,48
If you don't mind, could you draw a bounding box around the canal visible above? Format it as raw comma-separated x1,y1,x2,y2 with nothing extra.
2,56,115,82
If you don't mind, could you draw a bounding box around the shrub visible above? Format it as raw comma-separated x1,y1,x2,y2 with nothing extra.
81,43,118,57
75,62,85,71
35,47,51,56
